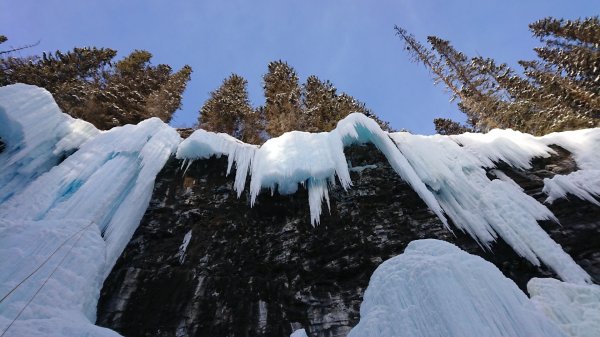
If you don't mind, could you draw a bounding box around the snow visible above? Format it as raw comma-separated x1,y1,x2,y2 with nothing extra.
528,278,600,337
349,163,377,173
176,230,193,264
390,132,590,284
348,239,567,337
541,128,600,171
0,85,180,336
290,328,308,337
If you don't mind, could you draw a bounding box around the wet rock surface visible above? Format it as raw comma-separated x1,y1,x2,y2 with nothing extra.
97,144,600,337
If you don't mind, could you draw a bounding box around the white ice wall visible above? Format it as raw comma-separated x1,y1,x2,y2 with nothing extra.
348,239,567,337
0,85,180,336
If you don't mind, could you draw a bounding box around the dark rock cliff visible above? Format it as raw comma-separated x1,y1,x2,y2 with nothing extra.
96,144,600,337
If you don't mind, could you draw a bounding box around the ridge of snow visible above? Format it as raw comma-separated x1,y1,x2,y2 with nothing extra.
179,113,447,227
528,278,600,337
348,239,566,337
0,84,180,336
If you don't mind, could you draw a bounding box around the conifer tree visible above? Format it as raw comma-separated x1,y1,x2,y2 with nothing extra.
302,75,391,132
396,16,600,135
1,46,192,129
198,62,391,142
302,75,338,132
262,60,304,137
433,118,472,135
199,74,263,144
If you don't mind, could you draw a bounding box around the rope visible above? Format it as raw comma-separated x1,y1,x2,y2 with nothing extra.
0,221,94,337
0,221,94,304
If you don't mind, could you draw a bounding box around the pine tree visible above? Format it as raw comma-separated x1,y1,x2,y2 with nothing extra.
199,74,263,144
198,61,391,142
302,75,391,132
396,16,600,135
1,46,192,129
262,60,304,137
302,75,338,132
433,118,472,135
145,65,192,123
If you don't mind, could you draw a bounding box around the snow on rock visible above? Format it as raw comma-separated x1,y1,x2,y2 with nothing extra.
541,128,600,171
348,239,567,337
540,129,600,205
290,328,308,337
176,230,193,264
390,132,590,284
0,85,180,336
0,84,98,203
528,278,600,337
0,116,181,273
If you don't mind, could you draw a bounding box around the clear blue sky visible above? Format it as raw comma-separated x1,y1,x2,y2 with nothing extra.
1,1,597,134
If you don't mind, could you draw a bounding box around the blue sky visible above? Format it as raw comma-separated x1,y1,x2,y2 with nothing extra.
1,1,597,133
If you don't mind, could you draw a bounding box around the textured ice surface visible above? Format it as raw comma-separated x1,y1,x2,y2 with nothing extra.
528,278,600,337
390,132,589,284
0,85,179,336
348,239,566,337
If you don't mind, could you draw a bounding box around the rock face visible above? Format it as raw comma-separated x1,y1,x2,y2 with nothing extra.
96,144,600,337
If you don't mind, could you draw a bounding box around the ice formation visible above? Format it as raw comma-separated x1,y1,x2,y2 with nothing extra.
179,114,593,283
179,113,447,226
0,85,180,336
390,132,589,284
528,278,600,337
177,129,257,195
452,128,600,206
348,239,567,337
